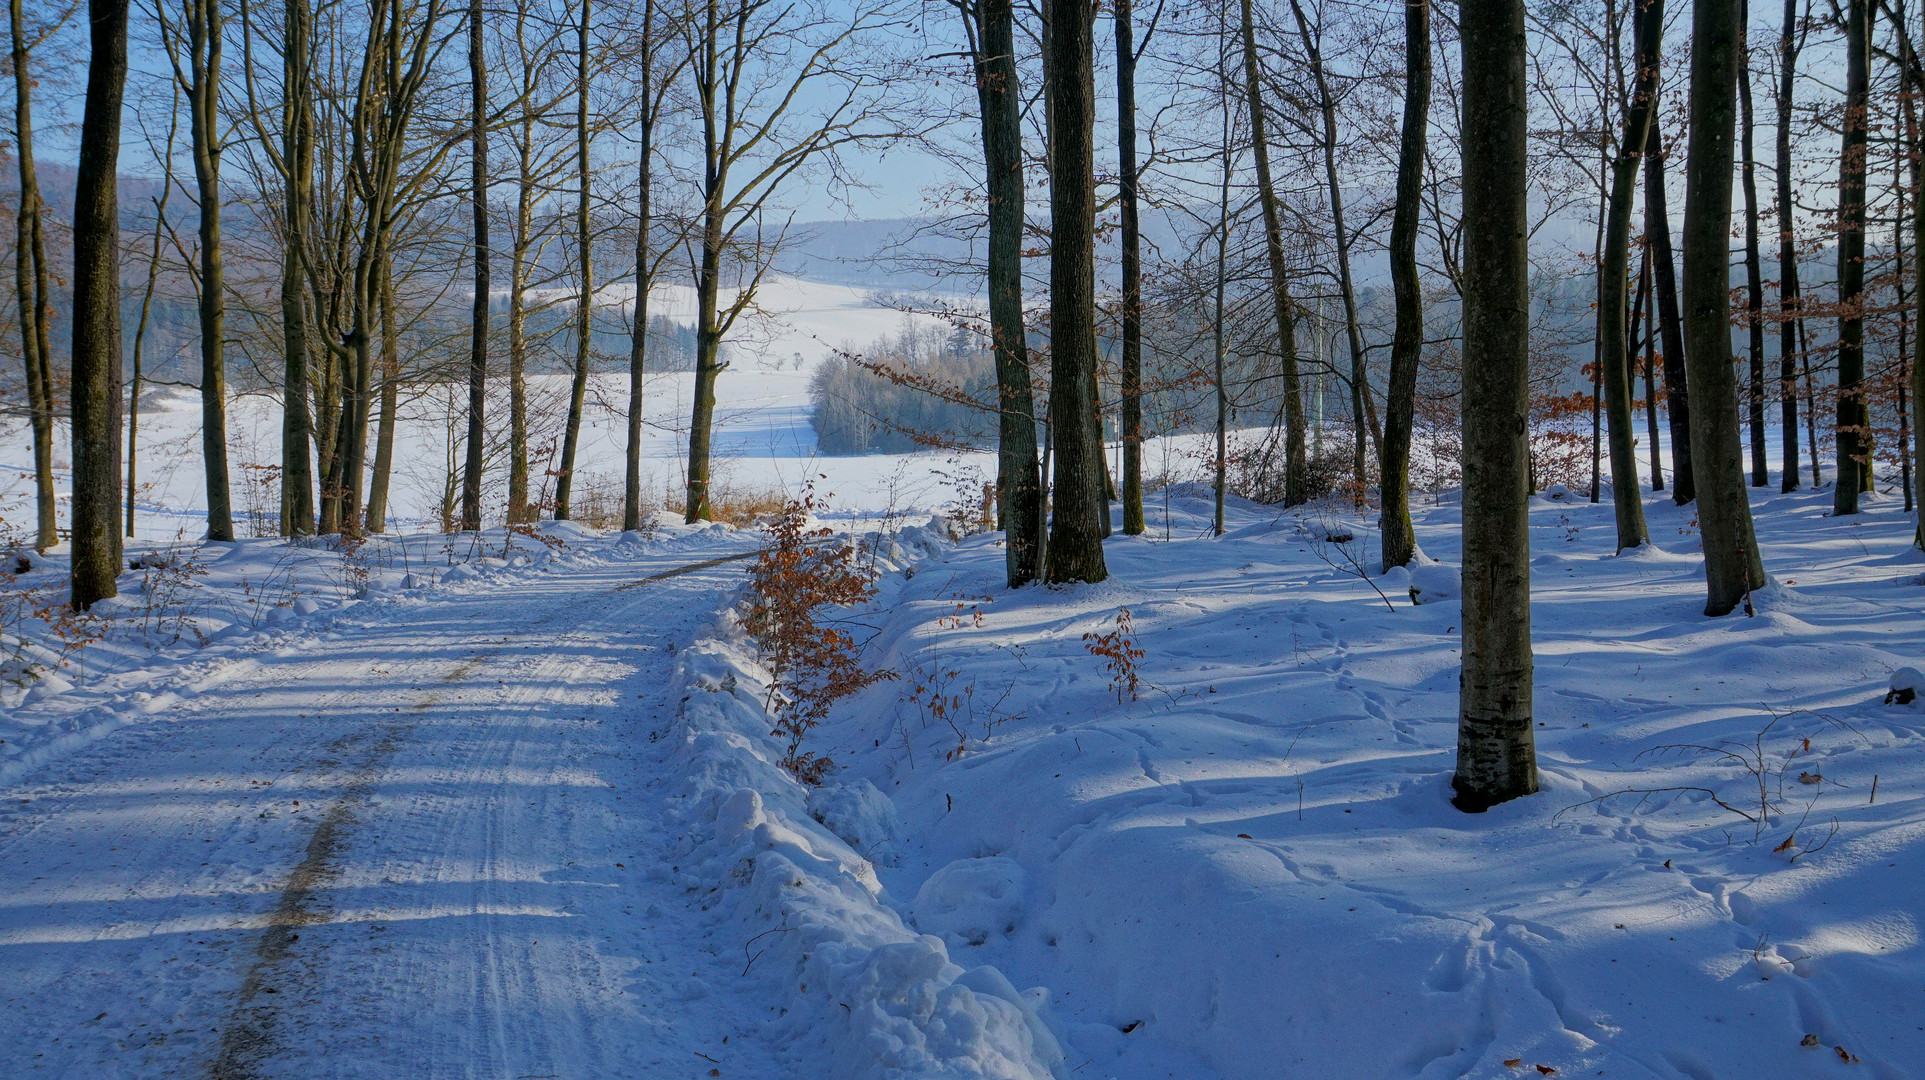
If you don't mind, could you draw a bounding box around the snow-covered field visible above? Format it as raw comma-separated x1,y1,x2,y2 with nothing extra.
774,482,1925,1079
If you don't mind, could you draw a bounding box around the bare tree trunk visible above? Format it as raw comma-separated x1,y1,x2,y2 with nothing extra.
1453,0,1536,811
974,0,1044,582
8,0,57,552
1042,0,1107,582
366,260,400,532
462,0,488,532
1739,28,1769,486
1379,0,1429,570
556,0,593,521
1776,0,1805,492
1290,0,1377,496
71,0,129,608
1239,0,1307,507
622,0,657,533
130,112,176,537
1641,249,1664,490
1116,0,1145,536
1645,125,1695,504
1212,20,1232,539
181,0,235,541
280,0,316,536
508,119,534,523
1834,0,1871,515
1597,0,1658,551
1682,0,1767,614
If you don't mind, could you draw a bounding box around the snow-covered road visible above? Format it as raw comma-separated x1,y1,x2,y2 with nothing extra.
0,546,782,1079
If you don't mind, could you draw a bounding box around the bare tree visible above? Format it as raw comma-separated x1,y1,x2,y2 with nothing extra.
70,0,130,607
1682,0,1767,614
1453,0,1537,811
6,0,62,551
1379,0,1429,570
1835,0,1872,514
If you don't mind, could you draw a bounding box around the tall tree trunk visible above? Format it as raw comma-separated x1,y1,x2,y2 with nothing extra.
8,0,56,552
1379,0,1429,570
622,0,656,534
1834,0,1871,514
508,120,534,523
366,260,400,532
557,0,593,521
1290,0,1377,496
1645,126,1695,504
1642,250,1664,489
1682,0,1768,614
1739,26,1769,486
1042,0,1107,582
129,120,175,537
1213,17,1232,539
1239,0,1307,506
1116,0,1145,536
1597,0,1659,551
462,0,488,531
70,0,130,608
1776,0,1804,491
977,0,1044,582
1453,0,1536,811
185,0,235,541
280,0,316,536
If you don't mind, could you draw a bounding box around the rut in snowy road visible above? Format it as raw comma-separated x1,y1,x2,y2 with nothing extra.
0,541,784,1080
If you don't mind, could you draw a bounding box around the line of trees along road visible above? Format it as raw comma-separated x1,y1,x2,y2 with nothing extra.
20,0,1925,809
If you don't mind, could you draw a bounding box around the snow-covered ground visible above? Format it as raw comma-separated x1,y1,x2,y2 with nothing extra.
784,482,1925,1080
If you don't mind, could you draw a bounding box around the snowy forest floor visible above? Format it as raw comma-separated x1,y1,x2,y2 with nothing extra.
1,480,1922,1080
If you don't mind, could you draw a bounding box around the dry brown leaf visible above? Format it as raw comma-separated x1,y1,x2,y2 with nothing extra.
1536,1067,1559,1076
1502,1061,1522,1070
1773,835,1797,853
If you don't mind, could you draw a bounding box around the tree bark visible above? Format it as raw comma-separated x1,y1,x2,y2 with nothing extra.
1042,0,1107,582
508,116,534,523
1738,27,1769,486
1641,250,1664,490
1380,0,1428,569
557,0,593,521
1453,0,1536,812
184,0,235,541
1290,0,1377,497
1682,0,1768,615
1644,125,1695,504
1597,0,1659,550
1834,0,1871,515
1116,0,1145,536
70,0,130,608
976,0,1044,582
1776,0,1804,491
622,0,657,534
280,0,316,536
463,0,488,532
8,0,57,552
365,259,400,532
1239,0,1307,507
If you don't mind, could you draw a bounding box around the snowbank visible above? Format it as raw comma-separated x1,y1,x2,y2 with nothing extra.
662,521,1067,1080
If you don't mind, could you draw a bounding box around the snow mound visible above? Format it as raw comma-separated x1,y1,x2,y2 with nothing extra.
1887,666,1923,705
808,779,902,867
1408,561,1460,604
668,593,1065,1080
912,857,1027,948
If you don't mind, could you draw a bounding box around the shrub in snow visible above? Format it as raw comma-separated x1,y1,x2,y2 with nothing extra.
912,856,1027,948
